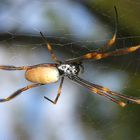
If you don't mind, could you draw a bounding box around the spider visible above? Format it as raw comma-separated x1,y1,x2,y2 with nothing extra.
0,8,140,107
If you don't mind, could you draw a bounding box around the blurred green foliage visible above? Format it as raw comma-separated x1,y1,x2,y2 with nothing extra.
86,0,140,35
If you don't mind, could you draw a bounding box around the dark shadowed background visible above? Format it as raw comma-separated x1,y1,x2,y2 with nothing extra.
0,0,140,140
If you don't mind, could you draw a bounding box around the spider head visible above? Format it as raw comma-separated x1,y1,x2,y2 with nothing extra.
58,62,82,77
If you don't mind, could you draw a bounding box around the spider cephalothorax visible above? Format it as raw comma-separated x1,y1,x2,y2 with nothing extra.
58,63,81,77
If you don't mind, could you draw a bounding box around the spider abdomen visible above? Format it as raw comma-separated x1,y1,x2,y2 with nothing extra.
25,66,59,84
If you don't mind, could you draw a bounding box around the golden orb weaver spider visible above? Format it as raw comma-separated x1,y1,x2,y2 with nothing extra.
0,7,140,107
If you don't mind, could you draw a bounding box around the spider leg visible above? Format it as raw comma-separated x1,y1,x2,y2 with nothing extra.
99,91,126,107
0,83,43,102
88,82,140,105
97,33,116,52
0,65,30,70
97,6,118,52
0,64,57,71
70,76,140,107
104,45,140,58
89,84,126,107
66,45,140,63
40,32,61,64
44,77,64,104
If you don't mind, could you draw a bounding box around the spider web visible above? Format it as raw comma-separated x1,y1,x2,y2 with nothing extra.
0,0,140,140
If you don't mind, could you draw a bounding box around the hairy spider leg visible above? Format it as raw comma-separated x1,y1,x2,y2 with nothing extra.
0,65,29,70
85,81,140,105
100,91,126,106
0,64,57,71
44,77,64,104
0,83,43,102
40,32,61,64
71,76,126,107
97,6,118,52
66,45,140,63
